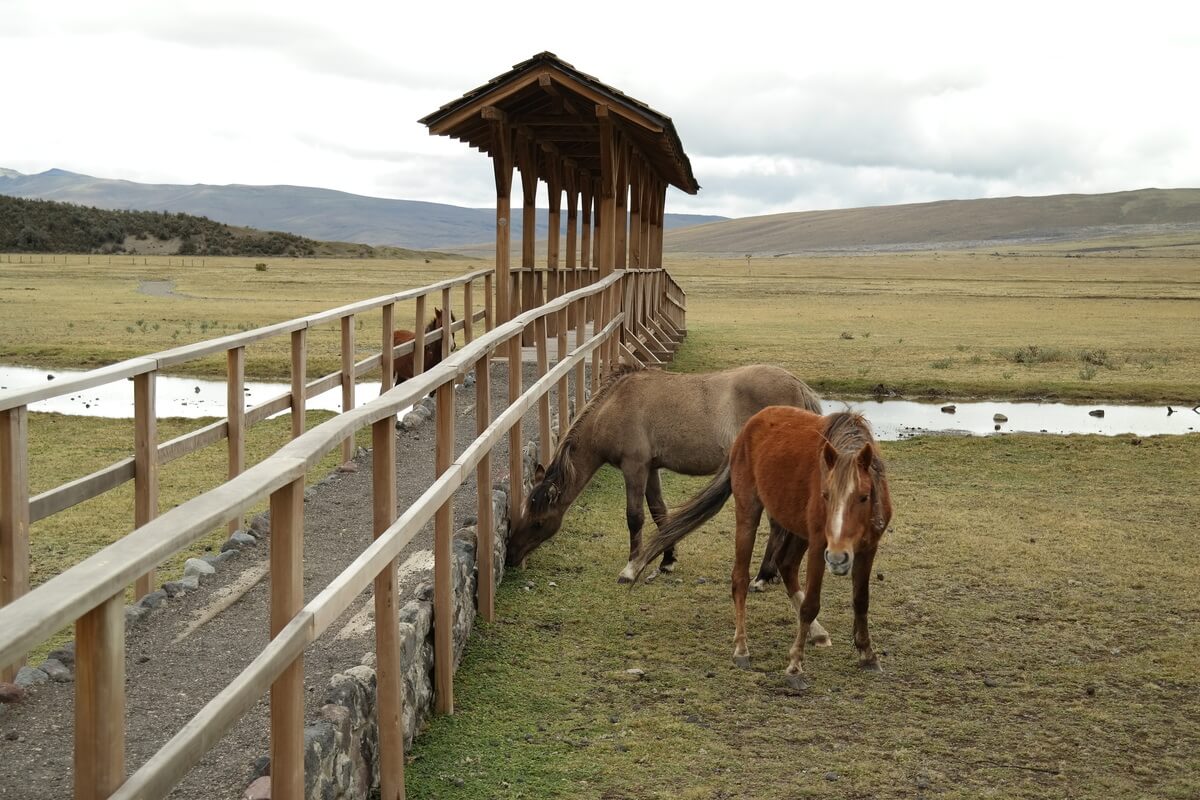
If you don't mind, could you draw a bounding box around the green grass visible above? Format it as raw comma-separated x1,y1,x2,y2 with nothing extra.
408,435,1200,799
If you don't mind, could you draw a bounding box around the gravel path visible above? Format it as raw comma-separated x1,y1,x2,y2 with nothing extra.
0,360,549,799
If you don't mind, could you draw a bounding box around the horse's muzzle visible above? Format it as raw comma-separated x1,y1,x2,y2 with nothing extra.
824,549,852,576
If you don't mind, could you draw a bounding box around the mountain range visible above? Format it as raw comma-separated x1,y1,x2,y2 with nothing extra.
0,168,724,251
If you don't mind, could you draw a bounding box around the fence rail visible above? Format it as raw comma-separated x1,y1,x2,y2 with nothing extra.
0,262,683,799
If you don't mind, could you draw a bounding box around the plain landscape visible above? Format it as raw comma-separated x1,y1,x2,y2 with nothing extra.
0,186,1198,799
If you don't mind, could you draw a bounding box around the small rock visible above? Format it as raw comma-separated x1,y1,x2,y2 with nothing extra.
193,386,200,394
180,574,200,591
875,572,884,582
14,666,48,688
1085,685,1097,696
451,777,465,787
940,405,956,414
4,730,18,740
705,671,716,678
1067,578,1082,586
993,413,1008,423
614,743,630,752
625,668,646,679
524,581,535,590
0,683,24,704
547,581,558,588
47,374,55,381
162,580,187,598
824,771,840,782
685,714,701,724
337,462,358,473
983,676,999,688
608,715,619,724
184,557,216,578
1130,438,1142,446
1089,409,1105,418
136,654,151,664
250,755,271,780
243,775,272,800
46,643,75,668
695,577,708,584
206,549,239,566
916,775,931,789
137,589,168,610
361,651,377,668
39,659,72,682
124,605,149,626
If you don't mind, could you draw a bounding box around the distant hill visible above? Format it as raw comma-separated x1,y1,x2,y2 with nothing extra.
0,195,442,259
0,168,725,250
663,188,1200,254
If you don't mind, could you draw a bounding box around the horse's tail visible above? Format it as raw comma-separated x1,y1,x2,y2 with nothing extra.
623,461,733,583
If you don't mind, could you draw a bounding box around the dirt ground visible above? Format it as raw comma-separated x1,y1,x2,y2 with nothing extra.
0,360,547,799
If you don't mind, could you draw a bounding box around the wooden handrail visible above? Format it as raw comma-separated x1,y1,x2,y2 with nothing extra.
0,272,621,664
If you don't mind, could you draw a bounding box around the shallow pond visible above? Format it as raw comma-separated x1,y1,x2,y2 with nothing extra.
2,365,1195,440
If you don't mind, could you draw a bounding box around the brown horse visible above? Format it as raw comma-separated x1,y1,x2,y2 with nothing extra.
388,307,456,388
506,364,825,593
629,408,892,689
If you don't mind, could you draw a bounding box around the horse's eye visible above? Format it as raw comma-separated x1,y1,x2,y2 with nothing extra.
821,490,829,500
859,495,869,503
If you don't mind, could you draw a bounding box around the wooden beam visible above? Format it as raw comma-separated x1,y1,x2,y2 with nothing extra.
340,315,356,465
269,477,305,800
371,416,404,800
133,372,158,600
413,294,426,375
227,347,245,536
290,329,307,439
434,380,455,715
474,354,494,622
516,133,538,344
0,406,29,682
75,593,125,800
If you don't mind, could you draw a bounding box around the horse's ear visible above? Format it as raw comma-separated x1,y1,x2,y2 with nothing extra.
533,463,545,483
546,483,559,502
822,441,839,470
857,444,873,472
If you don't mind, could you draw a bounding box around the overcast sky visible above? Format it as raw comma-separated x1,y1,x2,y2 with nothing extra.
2,1,1198,218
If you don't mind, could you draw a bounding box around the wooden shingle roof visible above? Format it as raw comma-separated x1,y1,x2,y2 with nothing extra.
419,52,699,194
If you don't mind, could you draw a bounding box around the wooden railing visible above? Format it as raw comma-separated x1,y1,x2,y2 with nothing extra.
0,268,493,682
0,264,685,799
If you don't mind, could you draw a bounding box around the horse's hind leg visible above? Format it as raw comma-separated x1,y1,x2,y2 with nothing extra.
731,494,763,669
777,534,831,648
750,518,789,591
644,469,678,573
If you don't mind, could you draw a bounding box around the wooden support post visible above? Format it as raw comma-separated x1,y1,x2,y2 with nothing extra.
615,139,629,271
133,372,158,599
341,314,356,465
557,306,569,432
574,298,587,418
484,273,495,331
381,303,395,395
463,280,474,344
486,109,513,325
270,477,305,800
227,347,245,535
628,159,642,268
372,416,404,800
475,353,494,622
413,294,426,375
507,334,523,523
535,316,551,467
75,593,125,800
565,167,579,329
441,287,453,360
0,406,29,683
580,174,593,274
291,328,307,439
544,151,562,336
517,134,538,345
434,380,455,715
597,108,616,277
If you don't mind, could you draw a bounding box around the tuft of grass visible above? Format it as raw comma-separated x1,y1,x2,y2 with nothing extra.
1004,344,1066,365
1079,363,1099,381
1078,349,1114,368
930,357,954,369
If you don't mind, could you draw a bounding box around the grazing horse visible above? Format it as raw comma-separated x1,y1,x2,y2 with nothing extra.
506,364,825,594
387,307,456,388
628,408,892,689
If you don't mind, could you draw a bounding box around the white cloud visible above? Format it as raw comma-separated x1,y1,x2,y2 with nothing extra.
2,0,1199,217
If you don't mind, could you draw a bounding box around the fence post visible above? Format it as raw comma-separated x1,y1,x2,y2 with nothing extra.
75,593,125,799
227,347,245,535
434,379,455,715
0,406,29,682
413,295,427,376
341,315,356,465
372,414,405,800
507,332,524,526
574,297,587,420
269,477,305,800
291,328,307,439
535,316,551,467
441,287,453,360
475,353,494,622
484,273,494,331
556,306,569,430
133,372,158,599
463,280,474,344
381,303,395,396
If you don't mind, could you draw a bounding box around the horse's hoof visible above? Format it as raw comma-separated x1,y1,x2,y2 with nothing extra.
860,659,883,673
658,561,676,574
616,575,632,585
809,633,833,648
749,579,767,593
733,655,752,669
785,672,809,691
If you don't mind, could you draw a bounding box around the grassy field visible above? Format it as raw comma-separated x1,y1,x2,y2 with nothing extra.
665,240,1200,402
407,435,1200,799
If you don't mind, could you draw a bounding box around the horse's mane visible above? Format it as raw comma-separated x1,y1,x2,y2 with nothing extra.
823,411,888,530
535,365,643,505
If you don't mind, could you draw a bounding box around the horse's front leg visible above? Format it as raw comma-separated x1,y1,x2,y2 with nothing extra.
786,541,826,690
644,468,677,573
776,531,832,648
616,463,650,583
852,545,882,672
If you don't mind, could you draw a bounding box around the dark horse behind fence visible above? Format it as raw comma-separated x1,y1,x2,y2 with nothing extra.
386,307,456,389
506,364,826,590
628,408,892,689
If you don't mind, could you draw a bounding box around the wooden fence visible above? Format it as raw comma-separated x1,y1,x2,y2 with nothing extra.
0,264,686,799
